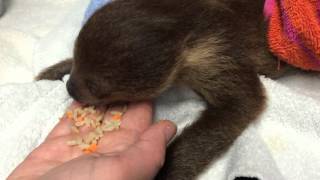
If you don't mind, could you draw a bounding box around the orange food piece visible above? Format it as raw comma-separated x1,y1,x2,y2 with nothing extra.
89,143,97,151
83,143,97,154
66,111,73,120
111,114,122,121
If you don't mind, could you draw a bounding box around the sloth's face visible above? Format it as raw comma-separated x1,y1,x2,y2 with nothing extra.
66,56,174,106
66,3,183,105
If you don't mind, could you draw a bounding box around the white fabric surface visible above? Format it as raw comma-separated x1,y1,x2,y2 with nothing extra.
0,0,4,16
0,1,320,179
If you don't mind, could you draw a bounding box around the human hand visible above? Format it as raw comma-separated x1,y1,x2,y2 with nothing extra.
8,101,176,180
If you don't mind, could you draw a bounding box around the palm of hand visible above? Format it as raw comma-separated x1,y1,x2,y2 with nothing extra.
8,102,175,180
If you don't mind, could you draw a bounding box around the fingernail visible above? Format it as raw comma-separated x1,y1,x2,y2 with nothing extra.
162,120,177,142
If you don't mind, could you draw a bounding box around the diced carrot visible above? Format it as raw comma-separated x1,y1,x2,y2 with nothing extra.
66,111,73,120
112,114,122,121
89,143,97,152
83,143,97,154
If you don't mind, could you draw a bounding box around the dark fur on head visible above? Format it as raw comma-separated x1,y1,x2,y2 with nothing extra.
69,0,185,105
37,0,295,179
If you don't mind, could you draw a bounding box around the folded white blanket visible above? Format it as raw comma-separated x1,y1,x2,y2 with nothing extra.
0,0,320,180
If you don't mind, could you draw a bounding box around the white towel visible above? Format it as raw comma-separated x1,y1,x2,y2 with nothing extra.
0,79,72,179
0,0,320,180
0,0,90,84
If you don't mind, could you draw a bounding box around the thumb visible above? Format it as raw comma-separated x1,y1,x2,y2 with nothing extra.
137,120,177,166
141,120,177,145
124,120,177,179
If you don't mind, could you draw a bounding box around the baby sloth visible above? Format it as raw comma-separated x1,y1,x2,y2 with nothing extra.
37,0,292,179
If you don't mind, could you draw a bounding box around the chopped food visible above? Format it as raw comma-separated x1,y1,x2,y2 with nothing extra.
111,113,122,121
64,105,127,153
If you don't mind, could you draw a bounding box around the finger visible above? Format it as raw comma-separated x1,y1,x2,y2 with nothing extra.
96,102,153,153
119,101,153,134
136,120,177,164
123,120,177,178
46,101,81,140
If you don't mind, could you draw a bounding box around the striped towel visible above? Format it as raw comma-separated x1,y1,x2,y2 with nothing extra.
264,0,320,71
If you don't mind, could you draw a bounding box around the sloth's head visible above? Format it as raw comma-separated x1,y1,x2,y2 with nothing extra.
66,4,182,105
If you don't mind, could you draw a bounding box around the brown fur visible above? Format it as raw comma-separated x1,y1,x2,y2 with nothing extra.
36,58,73,81
37,0,295,179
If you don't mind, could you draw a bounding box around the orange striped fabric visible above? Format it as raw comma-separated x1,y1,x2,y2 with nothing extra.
265,0,320,71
